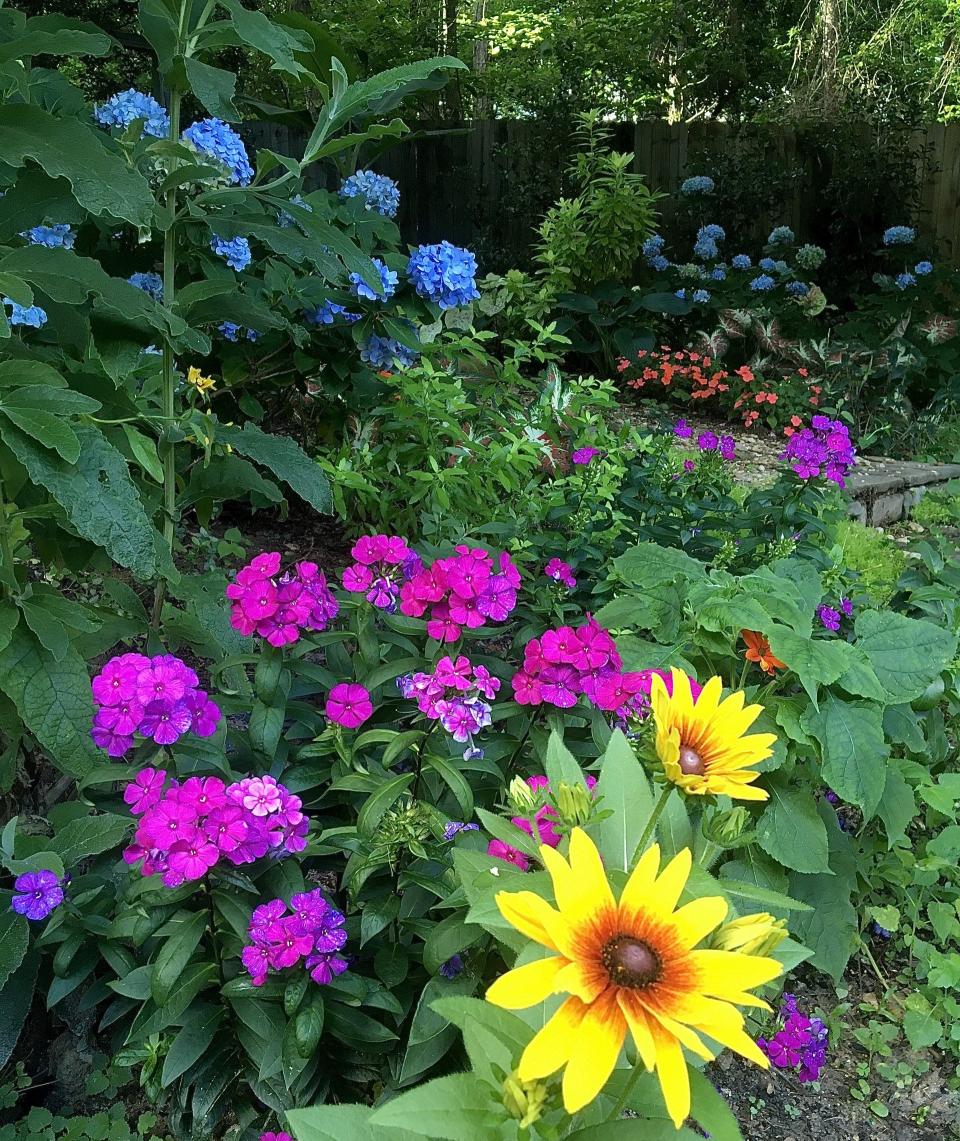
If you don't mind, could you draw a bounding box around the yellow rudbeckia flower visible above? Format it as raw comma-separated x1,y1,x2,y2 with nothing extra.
651,667,775,801
186,365,216,394
486,827,782,1128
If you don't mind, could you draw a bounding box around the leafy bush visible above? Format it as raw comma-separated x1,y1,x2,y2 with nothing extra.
833,520,908,606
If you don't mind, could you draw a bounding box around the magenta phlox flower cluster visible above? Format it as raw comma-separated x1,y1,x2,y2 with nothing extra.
226,552,339,646
122,770,308,887
242,889,348,987
399,545,520,642
398,655,499,756
341,534,423,612
91,653,221,757
758,994,828,1083
781,416,856,487
544,558,576,590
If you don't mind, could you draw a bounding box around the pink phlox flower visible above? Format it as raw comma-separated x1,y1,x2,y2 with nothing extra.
538,665,581,708
472,665,500,700
241,776,283,817
511,671,542,705
434,655,474,691
541,627,582,664
202,804,248,852
241,944,270,985
167,833,220,880
91,658,138,705
124,768,167,814
486,838,530,870
342,564,374,592
325,683,374,729
140,699,193,746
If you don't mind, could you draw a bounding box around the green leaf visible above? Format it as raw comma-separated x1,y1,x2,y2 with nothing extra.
855,609,957,703
0,383,100,415
592,730,653,872
287,1105,420,1141
52,813,130,865
756,779,830,873
611,542,705,588
369,1072,505,1139
184,57,239,119
0,422,159,579
430,996,530,1086
0,14,111,62
357,773,415,836
220,0,311,77
0,104,153,228
151,911,208,1006
19,597,70,661
0,912,29,990
716,879,811,912
544,729,587,790
877,763,915,846
122,424,163,484
422,916,484,975
212,421,331,513
0,626,101,776
161,1004,223,1087
0,950,38,1067
397,976,475,1086
0,405,79,462
903,995,943,1049
764,628,849,705
424,754,474,819
689,1066,744,1140
800,693,888,818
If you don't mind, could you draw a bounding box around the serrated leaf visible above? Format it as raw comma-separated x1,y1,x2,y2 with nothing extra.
212,421,331,513
0,912,29,990
0,405,79,462
369,1072,504,1138
801,693,888,819
52,813,130,865
184,57,239,119
755,779,829,873
855,609,957,702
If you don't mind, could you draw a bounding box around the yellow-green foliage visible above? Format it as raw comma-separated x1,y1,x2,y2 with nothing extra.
836,519,907,605
912,490,960,527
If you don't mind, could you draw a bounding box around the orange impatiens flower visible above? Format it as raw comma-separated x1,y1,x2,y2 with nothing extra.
742,630,786,676
485,829,781,1126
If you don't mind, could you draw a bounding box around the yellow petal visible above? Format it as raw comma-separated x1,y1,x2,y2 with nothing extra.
714,781,769,802
698,1017,771,1068
649,847,692,914
496,890,565,953
617,992,657,1071
486,956,565,1009
692,949,782,995
518,995,587,1081
649,1009,715,1062
692,674,723,720
648,1015,691,1129
539,843,577,912
565,827,616,917
553,959,608,1004
620,842,661,917
672,895,728,947
561,992,627,1113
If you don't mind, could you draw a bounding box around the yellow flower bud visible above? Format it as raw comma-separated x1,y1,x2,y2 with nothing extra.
508,776,537,813
701,806,751,848
502,1071,548,1127
554,780,593,827
712,912,787,956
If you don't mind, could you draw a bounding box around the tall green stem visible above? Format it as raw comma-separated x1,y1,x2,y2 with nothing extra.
0,475,19,595
629,783,673,869
606,1062,645,1121
152,87,182,626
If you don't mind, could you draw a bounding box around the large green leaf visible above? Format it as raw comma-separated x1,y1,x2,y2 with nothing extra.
152,911,209,1006
184,58,239,119
0,950,38,1067
755,779,829,873
611,542,705,588
397,976,475,1087
288,1105,419,1141
854,609,957,702
52,813,130,866
0,626,101,777
0,912,28,990
0,404,80,462
877,762,915,847
0,14,110,62
800,693,888,819
213,421,331,513
764,627,849,705
369,1073,505,1139
0,421,159,579
219,0,312,78
0,105,153,228
161,1003,223,1087
592,730,654,872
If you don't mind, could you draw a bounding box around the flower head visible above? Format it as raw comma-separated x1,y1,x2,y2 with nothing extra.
767,226,794,245
407,241,479,309
22,224,75,250
3,298,47,329
750,274,775,292
486,828,781,1124
186,366,216,394
651,669,775,801
128,272,163,302
883,225,915,246
182,118,253,185
731,254,752,269
360,332,420,371
349,257,398,302
94,89,170,137
915,260,933,276
11,869,64,921
742,631,785,676
326,683,373,729
680,175,715,195
210,235,251,272
571,447,601,466
339,170,400,218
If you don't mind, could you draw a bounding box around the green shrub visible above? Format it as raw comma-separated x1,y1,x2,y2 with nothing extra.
834,519,907,604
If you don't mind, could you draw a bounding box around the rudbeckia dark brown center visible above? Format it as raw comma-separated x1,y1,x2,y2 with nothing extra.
678,744,706,776
602,935,662,988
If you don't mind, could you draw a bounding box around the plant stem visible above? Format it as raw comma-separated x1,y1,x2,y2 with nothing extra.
0,475,19,595
151,85,182,627
629,783,673,868
606,1062,645,1121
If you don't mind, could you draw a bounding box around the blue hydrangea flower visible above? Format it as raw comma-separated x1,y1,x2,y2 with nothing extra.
895,272,916,290
127,272,163,302
218,321,258,341
306,300,361,325
649,255,670,272
699,224,725,242
768,225,795,245
674,289,687,300
361,333,420,370
680,175,715,195
786,281,809,296
731,254,752,269
796,244,826,270
915,260,933,275
349,258,398,302
693,237,718,260
710,266,727,281
642,234,665,257
750,274,776,292
182,118,253,186
758,257,778,272
692,289,711,303
407,241,480,310
4,297,47,328
210,235,251,271
277,195,313,229
339,171,400,219
21,223,75,250
883,225,915,246
93,89,169,138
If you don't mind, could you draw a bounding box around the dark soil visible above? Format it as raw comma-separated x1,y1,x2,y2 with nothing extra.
213,497,353,571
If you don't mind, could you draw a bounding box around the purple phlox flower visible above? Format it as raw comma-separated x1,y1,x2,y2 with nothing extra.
439,954,464,979
816,604,842,632
696,431,719,452
571,446,601,465
443,821,480,841
11,869,64,921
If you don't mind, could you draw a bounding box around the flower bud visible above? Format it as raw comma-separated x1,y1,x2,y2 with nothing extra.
554,780,593,827
702,806,751,848
712,912,787,956
502,1071,548,1127
507,776,538,813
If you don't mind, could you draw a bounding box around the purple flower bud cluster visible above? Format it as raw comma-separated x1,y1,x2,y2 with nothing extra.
697,431,736,460
758,994,828,1083
817,597,853,633
399,545,521,642
544,558,577,590
90,653,221,757
399,655,500,756
780,416,856,487
226,552,339,647
122,769,309,887
11,869,65,921
341,533,422,612
242,890,348,987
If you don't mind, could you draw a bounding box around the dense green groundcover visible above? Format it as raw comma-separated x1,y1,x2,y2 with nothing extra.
1,4,960,1140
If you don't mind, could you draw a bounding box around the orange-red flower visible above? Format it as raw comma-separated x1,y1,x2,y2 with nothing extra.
742,630,786,675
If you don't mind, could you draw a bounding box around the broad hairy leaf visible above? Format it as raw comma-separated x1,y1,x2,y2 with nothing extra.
213,420,332,513
0,950,38,1067
0,14,111,63
755,778,829,873
369,1072,505,1139
801,692,888,819
0,912,29,990
0,104,153,228
52,813,130,865
592,730,653,872
854,608,957,702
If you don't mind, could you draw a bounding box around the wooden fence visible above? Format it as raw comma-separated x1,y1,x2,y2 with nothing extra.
244,120,960,268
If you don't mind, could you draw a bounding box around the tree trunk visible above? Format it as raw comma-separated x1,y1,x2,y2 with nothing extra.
472,0,489,119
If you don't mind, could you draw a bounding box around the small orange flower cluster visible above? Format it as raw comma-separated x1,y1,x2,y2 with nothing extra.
619,347,730,401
